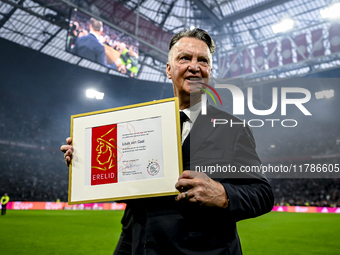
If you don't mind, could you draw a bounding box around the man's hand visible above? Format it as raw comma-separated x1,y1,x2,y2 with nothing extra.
60,137,73,166
175,170,228,208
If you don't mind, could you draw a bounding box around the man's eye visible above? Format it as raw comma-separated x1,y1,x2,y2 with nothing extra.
200,59,208,63
181,56,189,60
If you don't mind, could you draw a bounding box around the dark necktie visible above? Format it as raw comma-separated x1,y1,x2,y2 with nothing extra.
180,111,189,134
180,111,190,168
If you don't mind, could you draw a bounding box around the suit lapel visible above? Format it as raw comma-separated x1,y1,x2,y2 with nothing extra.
182,133,190,168
186,104,220,158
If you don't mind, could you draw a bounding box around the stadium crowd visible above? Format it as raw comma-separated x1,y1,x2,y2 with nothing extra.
270,177,340,207
0,148,68,202
0,96,68,202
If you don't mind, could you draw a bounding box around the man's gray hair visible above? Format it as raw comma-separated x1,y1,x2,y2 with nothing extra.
168,28,215,62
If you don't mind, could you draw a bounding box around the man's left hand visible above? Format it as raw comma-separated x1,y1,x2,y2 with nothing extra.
175,170,229,208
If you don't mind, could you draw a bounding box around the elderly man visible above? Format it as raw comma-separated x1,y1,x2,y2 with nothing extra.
62,28,274,254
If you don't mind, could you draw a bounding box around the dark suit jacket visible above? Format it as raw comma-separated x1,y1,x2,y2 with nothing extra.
72,33,107,67
114,104,274,255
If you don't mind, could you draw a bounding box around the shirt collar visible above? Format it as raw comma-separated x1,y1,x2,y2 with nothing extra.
90,31,101,41
181,101,201,124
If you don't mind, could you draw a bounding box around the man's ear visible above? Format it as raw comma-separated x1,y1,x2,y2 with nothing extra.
166,62,172,80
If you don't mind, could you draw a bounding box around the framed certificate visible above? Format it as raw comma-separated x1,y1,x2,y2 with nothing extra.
69,97,183,204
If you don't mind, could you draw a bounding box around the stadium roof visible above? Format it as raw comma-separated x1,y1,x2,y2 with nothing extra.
1,0,340,83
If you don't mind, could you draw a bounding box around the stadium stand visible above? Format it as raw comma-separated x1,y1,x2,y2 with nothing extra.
270,178,340,207
0,94,68,202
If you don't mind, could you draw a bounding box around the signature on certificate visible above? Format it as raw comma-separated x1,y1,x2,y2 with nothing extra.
119,160,141,172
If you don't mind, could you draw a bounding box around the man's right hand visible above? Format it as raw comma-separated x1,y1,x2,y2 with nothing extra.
60,137,73,166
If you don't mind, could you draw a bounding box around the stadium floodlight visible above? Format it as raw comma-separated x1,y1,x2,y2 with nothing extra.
271,19,294,34
86,89,104,100
86,89,96,98
320,3,340,19
315,89,334,99
95,92,104,100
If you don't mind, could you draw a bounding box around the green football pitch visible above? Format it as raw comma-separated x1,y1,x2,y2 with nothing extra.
0,210,339,254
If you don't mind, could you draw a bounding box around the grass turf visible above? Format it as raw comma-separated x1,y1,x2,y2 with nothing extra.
238,211,340,255
0,210,339,254
0,210,124,255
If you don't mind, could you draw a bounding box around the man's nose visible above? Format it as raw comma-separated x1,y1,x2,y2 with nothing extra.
187,60,200,73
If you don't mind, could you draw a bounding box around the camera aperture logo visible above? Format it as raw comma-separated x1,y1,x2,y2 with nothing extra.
196,82,223,107
147,159,160,176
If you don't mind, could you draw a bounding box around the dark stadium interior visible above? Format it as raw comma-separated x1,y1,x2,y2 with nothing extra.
1,37,339,206
1,1,340,255
2,0,340,210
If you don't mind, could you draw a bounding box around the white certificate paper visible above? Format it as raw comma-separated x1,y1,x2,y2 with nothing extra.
117,117,164,182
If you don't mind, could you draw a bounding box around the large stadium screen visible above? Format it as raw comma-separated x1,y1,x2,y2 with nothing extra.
66,9,139,78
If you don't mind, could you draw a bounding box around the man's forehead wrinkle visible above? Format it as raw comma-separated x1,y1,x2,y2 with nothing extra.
175,48,211,59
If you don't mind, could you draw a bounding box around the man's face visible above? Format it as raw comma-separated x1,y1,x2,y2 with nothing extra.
166,37,212,98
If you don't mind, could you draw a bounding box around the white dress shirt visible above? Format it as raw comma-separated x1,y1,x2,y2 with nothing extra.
180,102,201,144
